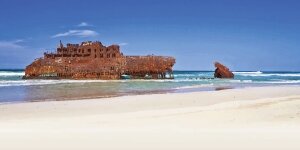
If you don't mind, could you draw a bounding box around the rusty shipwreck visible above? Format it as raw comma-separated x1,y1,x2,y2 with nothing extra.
23,41,176,79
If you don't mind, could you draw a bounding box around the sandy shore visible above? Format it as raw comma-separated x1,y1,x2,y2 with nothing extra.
0,86,300,150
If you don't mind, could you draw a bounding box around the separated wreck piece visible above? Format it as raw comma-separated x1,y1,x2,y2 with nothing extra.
23,41,176,80
214,62,234,78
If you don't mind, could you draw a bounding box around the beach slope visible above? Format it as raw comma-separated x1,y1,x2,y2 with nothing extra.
0,86,300,150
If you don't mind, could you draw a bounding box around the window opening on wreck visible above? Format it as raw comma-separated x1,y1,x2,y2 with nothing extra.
82,49,85,53
88,49,91,53
100,54,103,58
107,54,110,58
112,53,116,58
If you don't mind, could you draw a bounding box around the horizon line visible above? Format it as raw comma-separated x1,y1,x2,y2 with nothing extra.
0,69,300,72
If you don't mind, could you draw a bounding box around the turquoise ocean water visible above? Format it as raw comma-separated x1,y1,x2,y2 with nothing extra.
0,69,300,103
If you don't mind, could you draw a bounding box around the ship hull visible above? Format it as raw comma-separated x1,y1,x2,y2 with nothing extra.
23,56,175,80
23,41,176,80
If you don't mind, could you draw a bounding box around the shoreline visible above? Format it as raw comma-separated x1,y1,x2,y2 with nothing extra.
1,85,300,149
1,83,298,105
1,85,300,119
1,69,300,103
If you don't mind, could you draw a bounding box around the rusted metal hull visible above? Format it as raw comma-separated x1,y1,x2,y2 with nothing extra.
23,41,176,80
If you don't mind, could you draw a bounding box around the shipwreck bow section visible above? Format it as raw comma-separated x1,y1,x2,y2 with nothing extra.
23,41,176,80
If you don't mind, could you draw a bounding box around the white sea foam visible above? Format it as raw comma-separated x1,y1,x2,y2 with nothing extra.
0,71,25,76
237,73,300,77
226,79,253,83
233,71,300,77
173,74,211,77
173,84,214,90
0,79,113,87
260,80,300,84
233,71,263,74
0,78,209,87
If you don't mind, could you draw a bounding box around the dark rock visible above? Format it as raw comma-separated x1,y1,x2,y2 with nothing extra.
214,62,234,78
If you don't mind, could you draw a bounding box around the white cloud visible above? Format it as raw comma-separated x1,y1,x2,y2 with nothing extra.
15,39,24,43
77,22,92,27
0,40,24,49
118,42,128,46
51,30,98,38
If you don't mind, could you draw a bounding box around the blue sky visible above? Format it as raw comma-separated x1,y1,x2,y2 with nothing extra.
0,0,300,71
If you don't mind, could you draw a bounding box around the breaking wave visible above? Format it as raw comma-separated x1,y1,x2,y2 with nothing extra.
238,73,300,77
259,80,300,84
0,71,25,77
234,71,300,77
233,71,263,74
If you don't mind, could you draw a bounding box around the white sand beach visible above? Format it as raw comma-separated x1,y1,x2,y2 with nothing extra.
0,86,300,150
